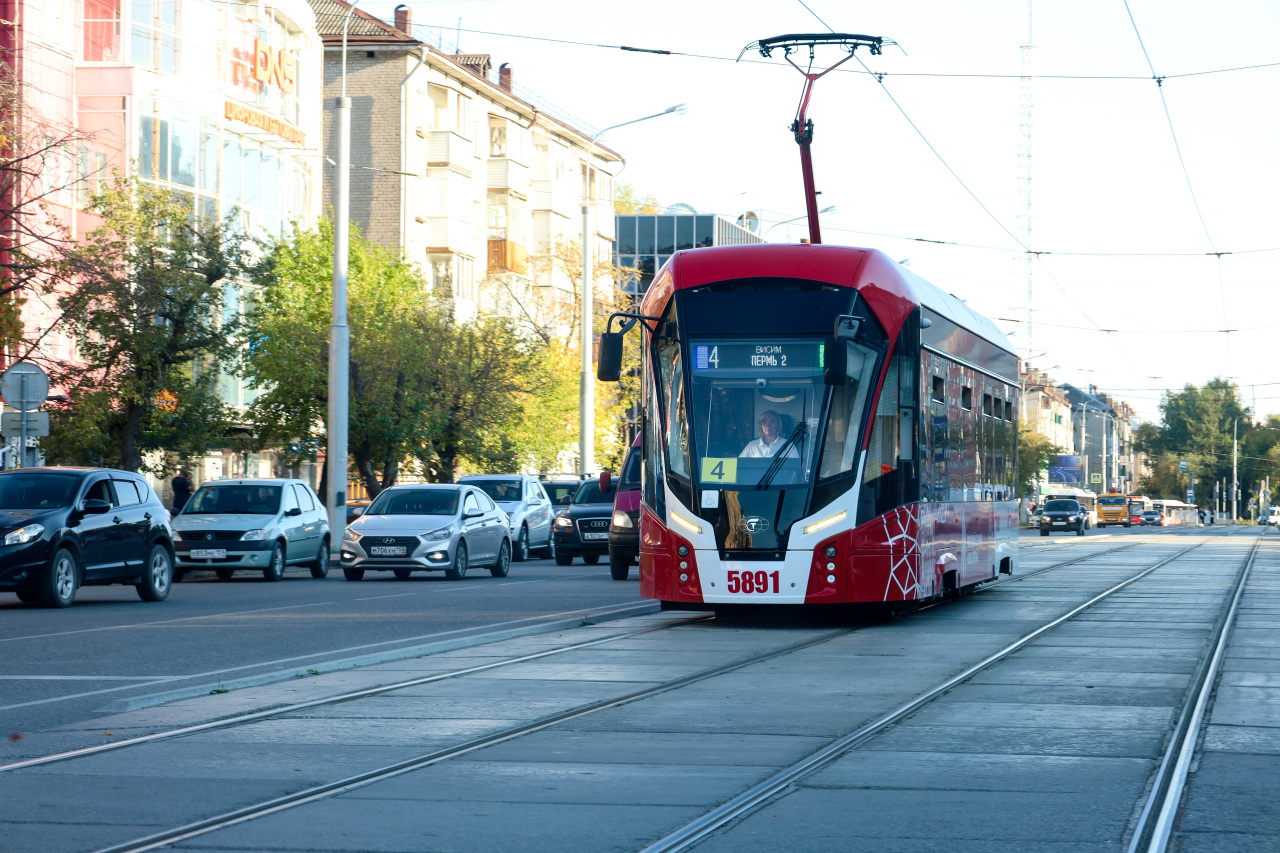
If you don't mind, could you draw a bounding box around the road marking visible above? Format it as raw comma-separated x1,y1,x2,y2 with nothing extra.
0,599,653,712
0,675,177,681
352,592,420,601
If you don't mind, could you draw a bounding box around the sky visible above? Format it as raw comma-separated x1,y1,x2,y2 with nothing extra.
354,0,1279,423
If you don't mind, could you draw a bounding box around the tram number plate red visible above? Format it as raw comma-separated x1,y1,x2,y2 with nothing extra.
726,570,780,594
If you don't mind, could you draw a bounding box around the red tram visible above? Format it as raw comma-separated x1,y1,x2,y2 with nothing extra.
600,244,1020,610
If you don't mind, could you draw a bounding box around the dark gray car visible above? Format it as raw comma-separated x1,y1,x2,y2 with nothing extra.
1039,498,1087,536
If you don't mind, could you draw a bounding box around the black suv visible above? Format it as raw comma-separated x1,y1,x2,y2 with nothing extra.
0,468,176,607
1039,498,1088,536
552,477,616,566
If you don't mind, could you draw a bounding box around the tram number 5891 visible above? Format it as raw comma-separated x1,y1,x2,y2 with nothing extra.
726,570,780,594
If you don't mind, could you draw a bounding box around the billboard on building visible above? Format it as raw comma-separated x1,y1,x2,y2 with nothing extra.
1048,455,1084,484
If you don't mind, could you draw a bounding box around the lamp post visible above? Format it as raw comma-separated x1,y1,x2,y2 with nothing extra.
1076,399,1113,492
763,205,836,241
579,104,686,475
327,0,362,548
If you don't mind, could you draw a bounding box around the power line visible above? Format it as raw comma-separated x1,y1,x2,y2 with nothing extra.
1123,0,1232,372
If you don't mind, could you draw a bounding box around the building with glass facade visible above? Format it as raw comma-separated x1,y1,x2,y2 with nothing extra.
5,0,323,483
614,212,764,294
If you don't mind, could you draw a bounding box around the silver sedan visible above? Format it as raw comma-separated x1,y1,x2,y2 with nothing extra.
339,484,511,580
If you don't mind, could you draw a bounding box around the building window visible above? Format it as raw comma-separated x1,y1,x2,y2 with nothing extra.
534,138,550,179
486,191,507,240
457,94,471,134
428,253,454,295
489,119,507,157
130,0,182,74
84,0,122,60
429,85,448,129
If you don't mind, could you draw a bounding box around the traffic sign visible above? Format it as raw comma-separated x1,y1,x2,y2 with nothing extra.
1090,473,1102,484
0,412,48,438
0,362,48,411
1179,460,1188,472
1187,489,1195,501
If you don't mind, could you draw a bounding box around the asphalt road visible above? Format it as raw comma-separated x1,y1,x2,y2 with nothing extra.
0,555,647,740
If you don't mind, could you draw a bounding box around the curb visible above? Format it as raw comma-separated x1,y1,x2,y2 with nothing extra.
100,600,660,713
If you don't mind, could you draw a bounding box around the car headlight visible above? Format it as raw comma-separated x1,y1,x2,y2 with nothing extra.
612,510,633,529
241,529,268,541
4,523,44,546
423,526,454,541
1069,515,1079,521
342,528,361,542
555,514,573,528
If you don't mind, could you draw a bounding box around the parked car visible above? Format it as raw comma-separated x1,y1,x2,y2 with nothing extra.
173,479,330,581
608,436,642,580
0,467,175,607
553,475,617,566
539,475,587,509
458,474,554,561
1039,498,1088,536
1140,510,1163,526
341,484,511,580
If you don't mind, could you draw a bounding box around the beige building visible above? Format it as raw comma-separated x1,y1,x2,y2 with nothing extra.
307,0,621,327
1019,367,1075,497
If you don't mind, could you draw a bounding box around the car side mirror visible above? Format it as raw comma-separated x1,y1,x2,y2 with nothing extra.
597,331,624,382
560,496,572,505
464,507,484,519
82,498,112,515
350,507,365,518
285,506,302,517
599,471,612,493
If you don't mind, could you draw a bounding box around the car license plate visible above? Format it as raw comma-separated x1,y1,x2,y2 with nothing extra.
370,546,407,556
581,532,609,541
190,549,226,559
1052,521,1065,526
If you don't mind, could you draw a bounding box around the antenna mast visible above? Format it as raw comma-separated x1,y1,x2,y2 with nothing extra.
1018,1,1036,358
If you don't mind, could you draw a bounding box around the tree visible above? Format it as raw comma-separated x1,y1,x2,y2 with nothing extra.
1018,427,1064,499
613,182,663,215
42,179,243,472
0,59,95,352
244,219,450,498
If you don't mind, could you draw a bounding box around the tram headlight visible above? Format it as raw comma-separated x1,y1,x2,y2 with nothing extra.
804,510,847,535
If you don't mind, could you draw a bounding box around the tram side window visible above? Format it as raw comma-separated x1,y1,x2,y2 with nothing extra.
657,341,692,495
931,375,944,403
928,365,949,502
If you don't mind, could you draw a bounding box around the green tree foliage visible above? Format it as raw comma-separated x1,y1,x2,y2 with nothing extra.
42,179,242,473
1133,378,1280,509
244,219,451,497
613,182,663,215
1018,427,1064,498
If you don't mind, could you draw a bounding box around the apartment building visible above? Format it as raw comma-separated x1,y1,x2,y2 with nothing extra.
309,0,620,330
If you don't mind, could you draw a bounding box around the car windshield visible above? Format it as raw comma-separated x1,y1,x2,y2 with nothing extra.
186,484,282,514
1143,511,1160,517
542,482,580,505
468,480,522,503
1044,500,1079,512
1098,496,1127,506
0,473,80,509
366,489,459,516
572,482,614,505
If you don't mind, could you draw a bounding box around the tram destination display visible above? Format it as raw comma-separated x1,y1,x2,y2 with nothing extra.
692,342,822,372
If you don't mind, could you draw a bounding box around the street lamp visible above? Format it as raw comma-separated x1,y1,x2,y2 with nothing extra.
326,0,362,548
764,205,836,240
579,104,686,474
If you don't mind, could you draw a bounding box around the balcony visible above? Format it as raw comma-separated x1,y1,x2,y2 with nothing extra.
487,158,530,195
421,216,474,253
530,178,575,218
428,131,474,174
488,239,527,276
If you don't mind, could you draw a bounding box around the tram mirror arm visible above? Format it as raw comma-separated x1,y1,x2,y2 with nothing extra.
597,311,667,382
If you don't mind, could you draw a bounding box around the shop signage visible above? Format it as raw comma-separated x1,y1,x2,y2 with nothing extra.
252,38,298,94
224,100,306,146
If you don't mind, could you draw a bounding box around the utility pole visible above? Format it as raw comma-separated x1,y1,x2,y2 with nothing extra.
1231,416,1238,521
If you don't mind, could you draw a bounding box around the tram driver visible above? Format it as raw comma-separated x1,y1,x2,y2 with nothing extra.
739,410,798,458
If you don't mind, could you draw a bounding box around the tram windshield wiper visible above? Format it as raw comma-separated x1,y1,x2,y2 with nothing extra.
756,422,807,490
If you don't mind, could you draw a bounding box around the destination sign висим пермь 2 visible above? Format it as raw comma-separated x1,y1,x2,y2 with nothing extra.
693,342,821,372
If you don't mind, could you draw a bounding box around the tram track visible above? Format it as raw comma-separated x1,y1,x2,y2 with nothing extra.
1,530,1244,853
1124,533,1264,853
0,534,1151,777
639,529,1256,853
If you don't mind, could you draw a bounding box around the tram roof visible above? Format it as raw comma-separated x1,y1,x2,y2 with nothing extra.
662,244,1015,356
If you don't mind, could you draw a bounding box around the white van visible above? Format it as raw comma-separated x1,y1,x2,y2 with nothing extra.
1268,506,1280,527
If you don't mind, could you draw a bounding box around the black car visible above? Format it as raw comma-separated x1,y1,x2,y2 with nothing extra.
0,467,176,607
608,440,641,581
1039,498,1088,536
553,477,616,565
